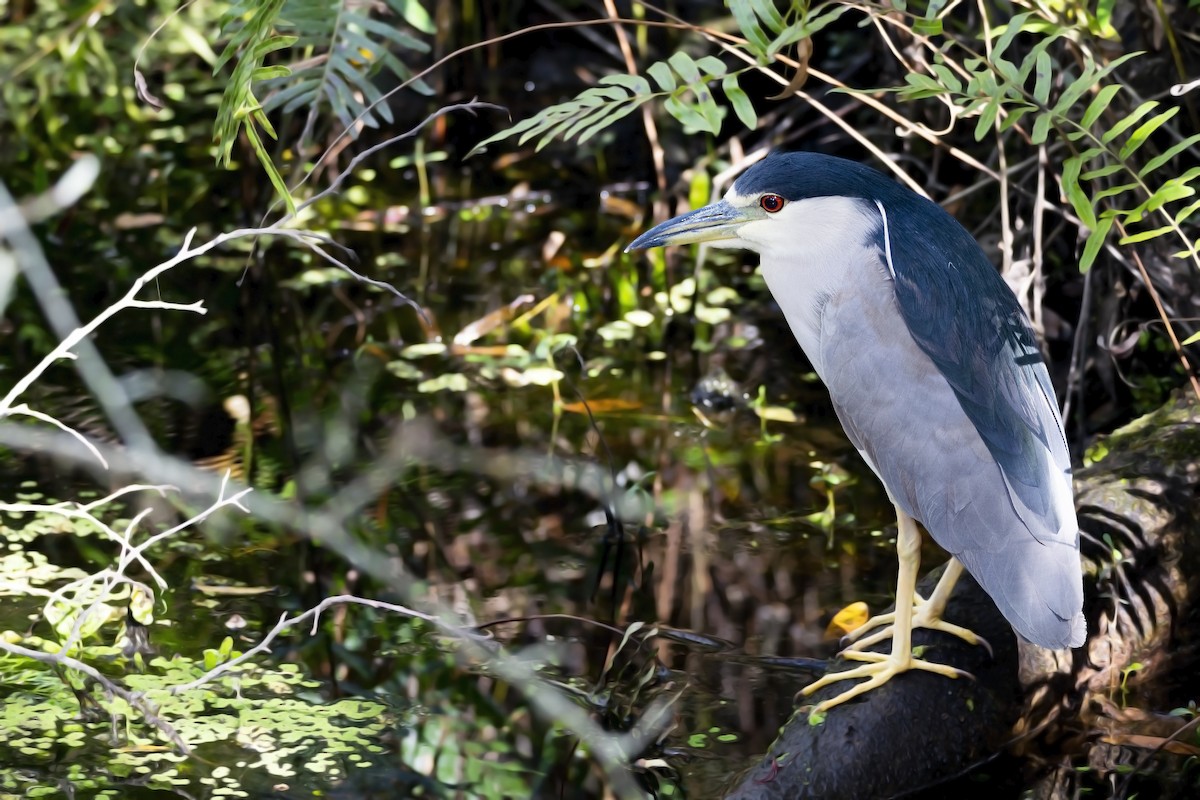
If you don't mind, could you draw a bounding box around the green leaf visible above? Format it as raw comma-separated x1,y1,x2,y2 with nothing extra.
991,12,1031,59
647,61,676,91
668,51,702,84
531,109,590,150
1118,107,1179,160
245,124,296,215
1080,83,1122,128
1032,111,1053,145
723,74,758,130
251,34,297,58
664,93,716,135
265,78,320,114
578,98,649,143
1032,49,1053,105
993,56,1019,85
974,99,999,140
1123,176,1198,221
386,0,436,34
1118,225,1174,244
355,14,430,53
1091,51,1142,84
253,65,291,81
768,4,850,55
1080,216,1114,272
976,69,999,97
998,105,1033,132
696,55,728,77
580,85,631,103
1018,37,1058,87
599,73,652,95
1062,156,1097,229
1174,199,1200,225
1080,162,1125,181
561,104,621,142
696,95,726,133
1092,182,1139,202
1146,179,1197,212
913,17,942,35
1053,65,1098,115
929,62,961,93
749,0,786,33
1102,101,1157,144
903,72,947,99
730,0,771,54
1094,0,1119,38
1137,132,1200,178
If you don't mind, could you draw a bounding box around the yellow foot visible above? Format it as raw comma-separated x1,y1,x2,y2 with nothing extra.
844,599,993,656
799,648,973,715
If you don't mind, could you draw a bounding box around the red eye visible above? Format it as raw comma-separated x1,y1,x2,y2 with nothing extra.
759,193,785,213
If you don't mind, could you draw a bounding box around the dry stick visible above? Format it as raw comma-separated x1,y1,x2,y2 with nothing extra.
1062,265,1093,435
1113,219,1200,400
804,60,1001,182
168,595,441,694
18,475,248,707
867,11,959,137
1113,711,1200,800
2,404,107,468
244,101,502,321
0,639,188,752
296,17,697,203
602,0,668,212
977,1,1015,281
0,181,200,455
635,0,991,188
1031,146,1048,335
0,486,171,583
660,20,925,195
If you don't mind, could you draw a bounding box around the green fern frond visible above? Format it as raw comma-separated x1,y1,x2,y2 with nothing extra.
881,7,1198,273
1059,97,1198,270
212,0,434,211
213,0,295,213
730,0,846,59
213,0,289,166
469,53,731,156
470,1,847,156
263,0,434,138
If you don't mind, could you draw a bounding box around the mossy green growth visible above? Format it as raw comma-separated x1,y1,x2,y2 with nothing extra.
0,647,391,797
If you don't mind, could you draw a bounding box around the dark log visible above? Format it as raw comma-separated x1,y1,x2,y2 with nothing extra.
723,393,1200,799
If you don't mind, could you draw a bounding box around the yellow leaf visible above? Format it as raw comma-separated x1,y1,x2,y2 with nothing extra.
825,601,870,640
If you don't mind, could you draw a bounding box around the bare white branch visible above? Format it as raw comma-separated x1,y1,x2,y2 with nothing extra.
5,404,109,468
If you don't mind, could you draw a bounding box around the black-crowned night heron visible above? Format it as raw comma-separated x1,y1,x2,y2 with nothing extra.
626,152,1085,715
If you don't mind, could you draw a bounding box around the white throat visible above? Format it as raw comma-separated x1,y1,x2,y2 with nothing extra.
732,194,888,374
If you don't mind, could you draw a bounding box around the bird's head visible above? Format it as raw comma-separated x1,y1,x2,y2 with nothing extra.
625,152,912,259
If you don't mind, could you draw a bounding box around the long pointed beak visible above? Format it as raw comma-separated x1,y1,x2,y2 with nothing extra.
625,199,760,251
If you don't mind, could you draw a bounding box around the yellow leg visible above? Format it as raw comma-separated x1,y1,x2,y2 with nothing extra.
846,557,992,655
799,507,971,716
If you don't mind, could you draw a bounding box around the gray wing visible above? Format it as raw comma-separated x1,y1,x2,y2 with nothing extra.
889,233,1069,526
818,220,1084,648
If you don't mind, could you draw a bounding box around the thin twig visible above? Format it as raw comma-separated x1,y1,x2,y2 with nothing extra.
0,639,188,752
1113,219,1200,401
